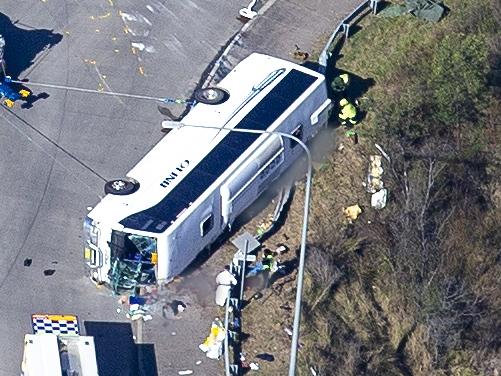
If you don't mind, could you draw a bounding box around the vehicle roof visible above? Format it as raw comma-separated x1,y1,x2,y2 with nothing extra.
22,334,98,376
89,53,323,233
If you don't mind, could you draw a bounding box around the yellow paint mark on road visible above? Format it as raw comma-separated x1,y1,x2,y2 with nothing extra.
90,12,111,20
123,27,129,34
138,66,145,76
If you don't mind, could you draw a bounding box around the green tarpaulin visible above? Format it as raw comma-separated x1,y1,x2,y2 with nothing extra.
379,0,445,22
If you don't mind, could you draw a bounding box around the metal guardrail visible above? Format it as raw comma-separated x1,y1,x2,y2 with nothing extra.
224,236,258,376
318,0,379,72
219,2,382,374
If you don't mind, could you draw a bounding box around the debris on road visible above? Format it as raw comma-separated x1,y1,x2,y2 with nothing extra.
199,318,226,360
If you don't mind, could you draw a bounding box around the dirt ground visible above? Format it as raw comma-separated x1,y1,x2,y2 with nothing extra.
199,124,376,374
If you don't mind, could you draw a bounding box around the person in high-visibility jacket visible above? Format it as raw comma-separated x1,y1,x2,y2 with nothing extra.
338,98,358,125
261,249,275,288
331,73,350,93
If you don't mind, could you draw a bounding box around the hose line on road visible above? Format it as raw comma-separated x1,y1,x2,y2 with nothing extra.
10,79,195,105
0,107,106,199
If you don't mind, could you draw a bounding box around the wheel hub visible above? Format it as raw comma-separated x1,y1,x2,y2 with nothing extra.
111,180,126,190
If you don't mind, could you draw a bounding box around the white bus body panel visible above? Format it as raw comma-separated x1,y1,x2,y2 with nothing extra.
86,53,331,285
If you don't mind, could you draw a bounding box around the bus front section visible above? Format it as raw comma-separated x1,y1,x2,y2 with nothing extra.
83,216,158,292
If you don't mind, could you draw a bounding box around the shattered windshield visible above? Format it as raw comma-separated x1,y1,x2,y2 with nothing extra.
108,230,157,292
128,234,156,256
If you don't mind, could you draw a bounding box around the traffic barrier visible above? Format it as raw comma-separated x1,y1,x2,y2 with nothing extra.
318,0,380,71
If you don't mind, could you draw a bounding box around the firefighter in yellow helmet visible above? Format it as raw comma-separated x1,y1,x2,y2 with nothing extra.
338,98,358,125
331,73,350,93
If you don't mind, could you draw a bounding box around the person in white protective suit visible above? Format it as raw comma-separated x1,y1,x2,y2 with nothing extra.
215,265,237,306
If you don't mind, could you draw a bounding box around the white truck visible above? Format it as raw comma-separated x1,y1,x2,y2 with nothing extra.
21,314,99,376
84,53,331,291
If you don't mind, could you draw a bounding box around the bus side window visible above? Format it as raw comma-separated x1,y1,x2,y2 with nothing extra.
290,123,303,148
200,214,214,237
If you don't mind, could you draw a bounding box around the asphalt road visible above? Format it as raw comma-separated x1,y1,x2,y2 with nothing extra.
0,1,247,375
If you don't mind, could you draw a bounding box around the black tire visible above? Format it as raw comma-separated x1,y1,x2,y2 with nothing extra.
104,179,139,195
194,87,229,105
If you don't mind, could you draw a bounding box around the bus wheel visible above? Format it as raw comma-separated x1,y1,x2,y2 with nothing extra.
194,87,229,105
104,179,139,195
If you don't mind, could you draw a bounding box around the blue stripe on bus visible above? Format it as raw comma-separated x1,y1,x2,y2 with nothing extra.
120,69,317,233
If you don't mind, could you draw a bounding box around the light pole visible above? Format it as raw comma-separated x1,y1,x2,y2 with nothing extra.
161,120,312,375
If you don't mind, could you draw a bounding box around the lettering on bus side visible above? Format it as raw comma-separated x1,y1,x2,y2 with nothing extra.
160,160,190,188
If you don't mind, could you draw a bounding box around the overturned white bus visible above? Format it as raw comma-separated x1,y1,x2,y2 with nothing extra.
84,53,331,291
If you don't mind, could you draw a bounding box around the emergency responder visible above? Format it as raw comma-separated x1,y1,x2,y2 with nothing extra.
215,265,237,306
261,249,274,288
338,98,358,126
331,73,350,93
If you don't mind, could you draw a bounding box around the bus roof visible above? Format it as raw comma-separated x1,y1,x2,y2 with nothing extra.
89,53,323,233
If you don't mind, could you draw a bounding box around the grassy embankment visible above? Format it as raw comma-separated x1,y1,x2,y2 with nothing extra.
296,1,501,375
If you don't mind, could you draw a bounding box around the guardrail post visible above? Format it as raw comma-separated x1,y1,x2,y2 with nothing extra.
238,240,249,305
342,23,350,42
369,0,379,14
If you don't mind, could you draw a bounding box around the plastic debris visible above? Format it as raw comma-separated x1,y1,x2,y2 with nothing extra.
250,362,260,370
142,314,153,322
195,360,202,365
130,304,140,312
367,155,384,193
343,205,362,222
239,0,258,20
199,318,226,360
371,188,388,210
171,332,177,336
116,308,121,313
284,327,293,336
178,370,193,375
